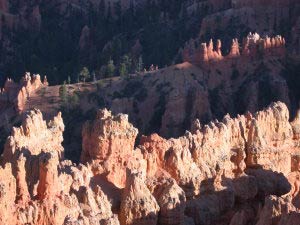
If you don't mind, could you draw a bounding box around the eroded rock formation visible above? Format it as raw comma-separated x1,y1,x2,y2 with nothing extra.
81,108,144,188
0,102,300,224
182,33,286,66
0,73,48,113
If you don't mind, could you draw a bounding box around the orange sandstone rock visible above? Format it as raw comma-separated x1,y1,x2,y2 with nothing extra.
81,108,141,188
119,170,160,225
182,33,286,66
2,109,64,162
0,102,300,224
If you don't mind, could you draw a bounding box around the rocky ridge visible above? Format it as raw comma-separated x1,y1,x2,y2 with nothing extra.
0,101,300,224
182,33,286,65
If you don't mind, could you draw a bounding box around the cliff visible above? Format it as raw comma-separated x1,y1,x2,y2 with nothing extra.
0,102,300,224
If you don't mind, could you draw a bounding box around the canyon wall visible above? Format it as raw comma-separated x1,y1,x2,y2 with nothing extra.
0,102,300,224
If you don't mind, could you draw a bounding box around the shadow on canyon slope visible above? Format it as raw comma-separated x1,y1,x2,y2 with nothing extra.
60,57,300,163
0,58,299,165
184,168,291,225
65,167,291,225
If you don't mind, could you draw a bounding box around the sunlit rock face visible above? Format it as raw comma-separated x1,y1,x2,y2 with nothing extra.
182,33,286,66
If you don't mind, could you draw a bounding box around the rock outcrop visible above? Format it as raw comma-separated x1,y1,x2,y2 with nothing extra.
81,108,143,188
0,73,48,113
2,108,64,162
182,33,286,66
119,170,160,225
0,102,300,224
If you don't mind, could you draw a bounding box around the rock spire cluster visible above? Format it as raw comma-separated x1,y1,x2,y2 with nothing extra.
0,72,48,113
182,33,286,65
0,102,299,224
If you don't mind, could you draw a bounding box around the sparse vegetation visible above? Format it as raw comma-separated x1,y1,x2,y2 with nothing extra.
59,82,68,103
59,82,80,110
79,67,91,83
106,59,116,77
38,87,46,97
112,80,147,102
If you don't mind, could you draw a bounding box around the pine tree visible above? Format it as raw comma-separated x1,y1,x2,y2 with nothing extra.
69,93,79,108
59,81,68,103
79,67,90,83
122,55,132,73
137,55,143,72
106,59,115,77
119,63,127,76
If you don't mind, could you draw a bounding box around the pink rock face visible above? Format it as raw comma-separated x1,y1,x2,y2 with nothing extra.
81,108,140,188
228,39,240,57
255,195,299,225
1,102,300,224
182,33,286,66
0,73,48,114
2,109,64,162
119,170,160,225
146,177,186,225
0,164,17,225
139,133,170,177
0,109,121,225
246,102,293,174
15,154,30,204
37,151,59,200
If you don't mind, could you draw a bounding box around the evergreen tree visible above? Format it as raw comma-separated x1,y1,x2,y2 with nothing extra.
122,55,132,73
59,81,68,103
79,67,90,83
119,63,128,76
106,59,115,77
69,93,79,108
137,55,143,72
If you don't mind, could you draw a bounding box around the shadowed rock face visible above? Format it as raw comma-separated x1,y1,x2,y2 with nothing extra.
0,102,299,224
